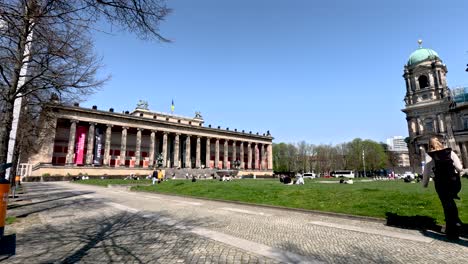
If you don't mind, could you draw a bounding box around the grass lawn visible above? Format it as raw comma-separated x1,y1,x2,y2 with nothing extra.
74,178,468,224
73,179,152,186
6,216,17,225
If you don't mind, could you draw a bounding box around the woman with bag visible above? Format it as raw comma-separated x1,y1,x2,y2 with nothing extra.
423,137,465,240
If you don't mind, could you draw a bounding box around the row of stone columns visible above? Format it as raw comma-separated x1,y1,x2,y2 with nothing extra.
64,120,273,169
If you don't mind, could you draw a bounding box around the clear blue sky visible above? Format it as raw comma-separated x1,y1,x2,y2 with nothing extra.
84,0,468,145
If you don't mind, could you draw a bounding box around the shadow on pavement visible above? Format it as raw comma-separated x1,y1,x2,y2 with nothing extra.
8,191,94,210
276,240,403,263
10,210,243,263
385,212,468,246
6,184,270,263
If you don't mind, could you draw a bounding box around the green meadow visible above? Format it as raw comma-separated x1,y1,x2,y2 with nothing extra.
75,178,468,224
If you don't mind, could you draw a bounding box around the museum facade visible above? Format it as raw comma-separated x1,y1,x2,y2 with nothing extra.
26,103,274,177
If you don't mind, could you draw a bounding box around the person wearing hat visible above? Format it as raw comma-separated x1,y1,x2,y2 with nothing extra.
423,137,465,240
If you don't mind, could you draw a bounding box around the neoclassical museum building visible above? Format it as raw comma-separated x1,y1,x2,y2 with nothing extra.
402,40,468,171
25,102,273,177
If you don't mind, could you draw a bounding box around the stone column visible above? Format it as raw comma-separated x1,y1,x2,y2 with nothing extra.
174,133,180,168
261,144,266,170
215,138,220,169
240,142,245,169
445,114,460,153
185,135,191,168
247,142,252,169
404,77,411,94
162,132,168,167
232,141,237,166
433,70,439,89
438,114,445,133
119,127,128,166
223,140,229,169
267,144,273,170
254,143,259,170
205,137,211,168
149,130,156,167
66,120,78,165
103,124,112,166
85,123,96,165
135,128,143,167
414,76,420,90
461,142,468,167
196,136,201,168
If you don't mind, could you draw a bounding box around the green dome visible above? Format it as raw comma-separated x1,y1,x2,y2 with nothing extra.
407,47,440,66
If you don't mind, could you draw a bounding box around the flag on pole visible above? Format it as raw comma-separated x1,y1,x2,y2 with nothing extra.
171,99,175,113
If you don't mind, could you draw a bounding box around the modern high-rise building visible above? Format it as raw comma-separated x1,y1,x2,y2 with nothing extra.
386,136,410,167
386,136,408,152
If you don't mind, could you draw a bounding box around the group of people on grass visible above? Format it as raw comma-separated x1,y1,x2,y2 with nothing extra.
279,174,304,185
151,169,164,184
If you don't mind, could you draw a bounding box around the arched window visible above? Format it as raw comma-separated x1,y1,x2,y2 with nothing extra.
418,75,429,89
425,118,434,132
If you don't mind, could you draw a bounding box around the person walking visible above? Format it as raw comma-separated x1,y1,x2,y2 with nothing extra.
423,137,465,240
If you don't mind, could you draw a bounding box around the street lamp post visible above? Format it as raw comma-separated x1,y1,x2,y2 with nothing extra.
362,150,366,177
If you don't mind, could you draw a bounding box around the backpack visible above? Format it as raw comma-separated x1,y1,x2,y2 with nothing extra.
430,148,458,181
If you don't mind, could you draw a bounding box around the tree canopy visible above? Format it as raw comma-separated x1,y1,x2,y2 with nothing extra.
273,138,389,175
0,0,171,178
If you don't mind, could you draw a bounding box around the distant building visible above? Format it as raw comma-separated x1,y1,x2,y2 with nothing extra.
386,136,408,152
401,40,468,172
386,136,410,168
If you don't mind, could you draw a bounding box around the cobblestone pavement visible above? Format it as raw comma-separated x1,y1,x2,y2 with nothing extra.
2,182,468,263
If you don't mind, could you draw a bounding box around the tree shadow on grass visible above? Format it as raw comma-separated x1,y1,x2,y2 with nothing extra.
385,212,468,246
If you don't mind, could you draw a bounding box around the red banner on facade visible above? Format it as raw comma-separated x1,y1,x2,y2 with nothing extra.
75,126,87,165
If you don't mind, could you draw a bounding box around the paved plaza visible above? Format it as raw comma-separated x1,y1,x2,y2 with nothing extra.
2,182,467,263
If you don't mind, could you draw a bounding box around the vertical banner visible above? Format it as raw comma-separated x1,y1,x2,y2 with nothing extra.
93,127,103,165
75,126,87,165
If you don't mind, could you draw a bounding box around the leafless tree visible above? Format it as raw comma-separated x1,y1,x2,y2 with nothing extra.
0,0,171,179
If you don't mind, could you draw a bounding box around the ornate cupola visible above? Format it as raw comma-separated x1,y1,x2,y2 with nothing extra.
403,40,448,106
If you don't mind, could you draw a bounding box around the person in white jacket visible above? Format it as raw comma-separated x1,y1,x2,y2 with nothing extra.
295,175,305,185
422,137,465,240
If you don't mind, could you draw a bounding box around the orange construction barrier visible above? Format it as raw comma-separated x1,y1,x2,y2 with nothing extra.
0,181,10,238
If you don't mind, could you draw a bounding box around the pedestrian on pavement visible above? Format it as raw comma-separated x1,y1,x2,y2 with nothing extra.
423,136,465,240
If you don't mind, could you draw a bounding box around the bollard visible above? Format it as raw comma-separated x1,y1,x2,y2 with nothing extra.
0,178,16,256
0,179,9,238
